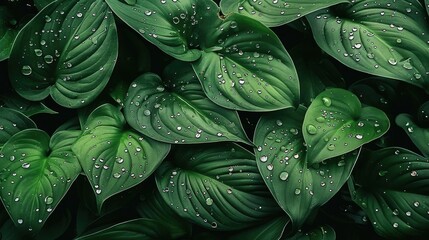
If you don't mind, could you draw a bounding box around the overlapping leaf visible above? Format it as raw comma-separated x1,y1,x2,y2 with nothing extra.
0,129,81,232
288,224,336,240
254,106,360,229
124,61,249,144
156,143,280,230
8,0,118,108
396,113,429,157
0,7,19,61
303,88,389,164
72,104,170,211
352,148,429,238
307,0,429,92
228,216,289,240
193,13,299,111
220,0,350,27
0,108,36,148
105,0,217,61
0,94,57,117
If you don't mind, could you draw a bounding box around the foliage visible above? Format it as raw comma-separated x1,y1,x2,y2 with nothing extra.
0,0,428,239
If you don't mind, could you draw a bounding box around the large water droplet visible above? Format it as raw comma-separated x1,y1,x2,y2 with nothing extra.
279,171,289,181
21,163,30,169
322,97,332,107
21,65,32,76
34,49,43,56
260,155,268,162
306,124,317,135
44,55,53,64
327,144,336,151
44,196,53,204
205,198,213,206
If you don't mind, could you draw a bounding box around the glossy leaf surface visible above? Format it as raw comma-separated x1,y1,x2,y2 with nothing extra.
0,7,19,61
303,88,389,163
156,143,280,230
254,106,360,228
72,104,170,210
0,129,81,232
8,0,118,108
124,61,249,144
0,108,36,148
307,0,429,92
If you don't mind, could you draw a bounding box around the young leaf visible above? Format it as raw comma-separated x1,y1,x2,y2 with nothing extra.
220,0,350,27
155,143,280,230
72,104,170,211
307,1,429,92
0,7,19,61
124,61,250,144
0,129,81,232
303,88,389,164
105,0,218,61
0,108,37,148
75,218,171,240
227,216,289,240
352,148,429,239
396,113,429,157
254,106,360,229
8,0,118,108
193,13,299,111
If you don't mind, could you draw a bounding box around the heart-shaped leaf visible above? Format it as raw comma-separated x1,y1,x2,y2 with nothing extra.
105,0,217,61
8,0,118,108
0,108,37,149
288,224,336,240
220,0,350,27
155,143,280,231
75,218,172,240
0,7,19,61
396,113,429,157
72,104,170,211
228,216,289,240
303,88,389,164
0,129,81,232
1,94,57,117
307,1,429,92
124,61,250,144
351,148,429,239
193,13,299,111
254,106,360,229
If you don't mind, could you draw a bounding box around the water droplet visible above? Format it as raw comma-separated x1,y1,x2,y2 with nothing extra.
354,43,362,49
96,189,102,194
276,120,283,126
266,164,273,171
211,222,218,228
44,15,51,22
113,173,121,178
337,160,345,166
44,196,53,204
294,188,301,195
230,21,237,29
355,134,363,140
144,10,152,16
44,55,53,64
316,116,325,123
21,65,32,76
260,155,268,162
406,211,412,216
17,219,23,224
306,124,317,135
357,122,364,127
322,97,332,107
393,222,399,228
378,170,387,176
76,12,83,18
388,58,397,65
21,163,30,169
327,144,336,151
414,201,420,207
205,198,213,206
279,171,289,181
34,49,43,56
143,109,151,116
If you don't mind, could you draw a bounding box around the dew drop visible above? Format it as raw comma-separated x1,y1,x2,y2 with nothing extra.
294,188,301,195
96,189,102,194
143,109,151,116
322,97,332,107
260,155,268,162
393,222,399,228
337,160,345,167
306,124,317,135
279,171,289,181
205,198,213,206
21,163,30,169
21,65,32,76
355,134,363,140
316,116,325,123
34,49,43,56
44,55,53,64
388,58,397,66
327,144,336,151
44,196,53,204
17,219,23,224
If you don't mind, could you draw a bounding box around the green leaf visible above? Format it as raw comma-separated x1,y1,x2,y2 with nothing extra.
426,0,429,17
288,224,336,240
0,6,19,61
396,113,429,157
8,0,118,108
34,0,56,10
220,0,350,27
307,1,429,92
303,88,389,164
352,148,429,239
0,129,81,232
254,106,360,229
105,0,217,61
75,218,171,240
0,108,37,149
72,104,170,211
0,94,57,117
227,216,289,240
137,190,192,239
193,13,299,111
155,143,280,230
124,61,250,144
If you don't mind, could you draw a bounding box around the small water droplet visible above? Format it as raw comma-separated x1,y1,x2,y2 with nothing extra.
205,198,213,206
316,116,325,123
44,55,53,64
327,144,336,151
21,65,32,76
96,189,102,194
306,124,317,135
378,170,387,176
260,155,268,162
34,49,43,56
388,58,397,65
17,219,23,224
21,163,30,169
322,97,332,107
355,134,363,140
337,160,345,166
393,222,399,228
414,201,420,207
294,188,301,195
44,196,53,204
143,109,151,116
